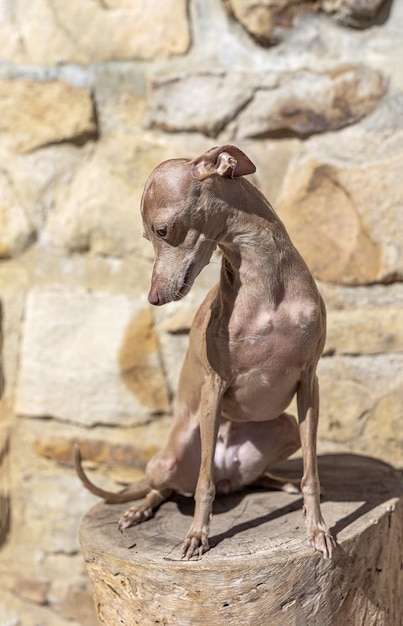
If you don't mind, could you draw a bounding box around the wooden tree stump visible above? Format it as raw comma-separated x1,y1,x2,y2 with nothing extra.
79,454,403,626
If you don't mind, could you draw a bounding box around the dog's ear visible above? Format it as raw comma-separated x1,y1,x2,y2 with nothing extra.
191,145,256,180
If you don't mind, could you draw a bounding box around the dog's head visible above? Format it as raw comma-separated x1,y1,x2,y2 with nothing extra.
141,146,255,305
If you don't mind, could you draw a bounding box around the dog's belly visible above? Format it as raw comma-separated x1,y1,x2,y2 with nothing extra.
213,413,299,492
222,366,299,422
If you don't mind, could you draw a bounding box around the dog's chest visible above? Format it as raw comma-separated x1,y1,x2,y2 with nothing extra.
227,299,319,365
220,300,321,420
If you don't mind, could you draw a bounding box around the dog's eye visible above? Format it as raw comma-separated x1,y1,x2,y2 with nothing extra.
156,226,168,238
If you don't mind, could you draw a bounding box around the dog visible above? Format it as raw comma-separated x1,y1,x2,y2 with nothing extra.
75,145,335,559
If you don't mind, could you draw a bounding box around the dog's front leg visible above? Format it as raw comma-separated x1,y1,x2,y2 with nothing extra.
182,375,224,559
297,368,336,558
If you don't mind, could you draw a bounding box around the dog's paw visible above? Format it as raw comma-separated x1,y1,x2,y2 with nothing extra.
118,505,153,531
181,530,210,560
308,525,336,559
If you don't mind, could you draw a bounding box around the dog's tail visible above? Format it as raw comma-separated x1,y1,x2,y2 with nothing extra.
74,444,150,503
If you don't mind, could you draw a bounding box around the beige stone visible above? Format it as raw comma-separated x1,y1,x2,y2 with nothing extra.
0,79,96,153
54,582,98,625
245,138,301,207
228,0,388,43
33,436,151,470
325,307,403,355
1,551,97,625
318,363,371,444
0,174,35,258
236,66,386,138
0,138,92,258
162,306,198,334
5,415,171,555
0,0,190,64
227,0,308,45
147,66,386,139
13,577,50,605
14,468,96,554
0,590,88,626
45,134,195,258
322,0,388,27
147,71,257,137
92,64,147,134
277,152,403,284
0,138,92,243
16,289,169,426
358,390,403,468
27,413,172,485
47,172,145,257
318,281,403,311
43,133,213,260
317,355,403,450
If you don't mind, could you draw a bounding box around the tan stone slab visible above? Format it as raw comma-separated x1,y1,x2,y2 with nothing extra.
326,307,403,355
277,151,403,285
228,0,388,44
15,288,169,426
0,79,96,153
0,0,190,64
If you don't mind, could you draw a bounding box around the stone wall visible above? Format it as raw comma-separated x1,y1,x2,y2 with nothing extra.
0,1,402,624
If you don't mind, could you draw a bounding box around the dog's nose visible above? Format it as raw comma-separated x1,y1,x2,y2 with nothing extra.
148,291,160,305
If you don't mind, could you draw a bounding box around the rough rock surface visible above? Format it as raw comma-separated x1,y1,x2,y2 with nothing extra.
277,135,403,284
147,66,386,138
16,289,169,425
226,0,390,45
0,0,190,64
0,79,97,153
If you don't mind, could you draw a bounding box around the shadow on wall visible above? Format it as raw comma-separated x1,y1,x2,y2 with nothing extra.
118,307,170,415
0,437,10,548
0,300,9,547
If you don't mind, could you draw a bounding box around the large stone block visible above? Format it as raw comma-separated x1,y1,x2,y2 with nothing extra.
0,136,91,247
226,0,295,45
16,289,169,426
235,65,386,138
325,307,403,355
45,135,201,258
318,354,403,466
147,66,386,138
0,79,96,153
0,173,35,258
244,138,301,206
361,389,403,467
0,137,92,258
277,146,403,284
93,64,147,134
0,0,190,64
147,71,257,137
321,0,390,28
227,0,389,45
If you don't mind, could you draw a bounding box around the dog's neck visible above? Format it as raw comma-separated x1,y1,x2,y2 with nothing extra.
208,179,296,309
219,238,286,307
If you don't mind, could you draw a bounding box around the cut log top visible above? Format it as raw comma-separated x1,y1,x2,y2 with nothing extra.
79,454,403,626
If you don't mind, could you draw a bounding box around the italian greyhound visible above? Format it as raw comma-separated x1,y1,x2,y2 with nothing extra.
75,145,335,559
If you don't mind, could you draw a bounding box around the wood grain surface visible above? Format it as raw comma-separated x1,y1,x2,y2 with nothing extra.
80,454,403,625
